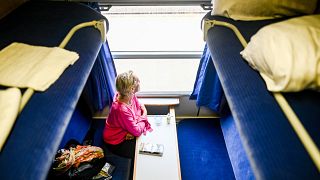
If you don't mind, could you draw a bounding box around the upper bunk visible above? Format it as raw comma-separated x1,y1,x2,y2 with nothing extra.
0,1,108,179
201,10,320,179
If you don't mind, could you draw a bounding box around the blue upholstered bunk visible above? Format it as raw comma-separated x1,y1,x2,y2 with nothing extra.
0,1,113,179
200,13,320,179
177,118,236,180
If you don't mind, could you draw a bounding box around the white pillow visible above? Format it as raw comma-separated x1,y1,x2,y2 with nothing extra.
240,15,320,92
211,0,318,21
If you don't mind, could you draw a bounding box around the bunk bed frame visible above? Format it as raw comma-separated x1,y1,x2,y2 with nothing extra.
0,1,109,179
201,13,320,179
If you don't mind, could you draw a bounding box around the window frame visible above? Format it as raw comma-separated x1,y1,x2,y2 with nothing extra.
100,3,209,95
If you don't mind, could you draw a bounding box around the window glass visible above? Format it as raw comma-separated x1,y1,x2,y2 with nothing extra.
114,59,199,93
103,6,208,93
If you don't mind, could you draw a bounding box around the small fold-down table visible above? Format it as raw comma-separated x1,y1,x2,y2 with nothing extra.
134,97,181,180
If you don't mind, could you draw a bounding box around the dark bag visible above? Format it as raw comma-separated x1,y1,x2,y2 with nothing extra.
49,140,106,180
68,158,106,180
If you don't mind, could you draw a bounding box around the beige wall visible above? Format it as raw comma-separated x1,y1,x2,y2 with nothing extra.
0,0,27,19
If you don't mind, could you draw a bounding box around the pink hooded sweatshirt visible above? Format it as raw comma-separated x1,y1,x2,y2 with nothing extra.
103,94,152,145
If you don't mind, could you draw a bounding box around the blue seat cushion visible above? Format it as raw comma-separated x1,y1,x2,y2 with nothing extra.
177,119,235,180
92,119,131,180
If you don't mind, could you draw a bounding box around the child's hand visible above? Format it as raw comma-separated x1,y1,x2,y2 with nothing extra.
125,133,134,140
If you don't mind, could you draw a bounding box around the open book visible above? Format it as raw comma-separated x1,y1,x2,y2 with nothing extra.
139,142,164,157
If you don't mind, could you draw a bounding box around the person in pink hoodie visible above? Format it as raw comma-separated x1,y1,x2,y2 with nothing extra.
103,70,152,159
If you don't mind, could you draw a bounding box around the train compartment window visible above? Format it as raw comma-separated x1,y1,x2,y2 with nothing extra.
102,5,209,94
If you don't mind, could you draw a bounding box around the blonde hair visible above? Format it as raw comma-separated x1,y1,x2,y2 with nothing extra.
116,70,139,97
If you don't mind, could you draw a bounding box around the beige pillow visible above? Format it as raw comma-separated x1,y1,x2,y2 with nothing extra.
212,0,318,20
240,15,320,92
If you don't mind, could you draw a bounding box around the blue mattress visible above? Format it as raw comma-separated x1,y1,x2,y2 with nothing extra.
0,2,107,180
204,14,320,179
